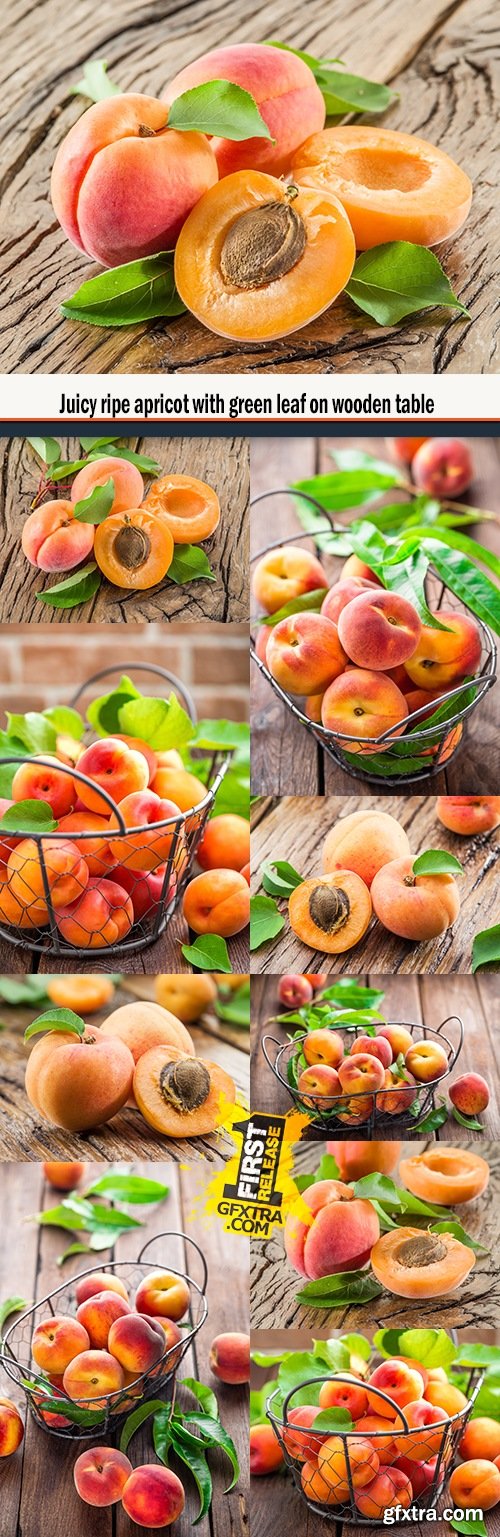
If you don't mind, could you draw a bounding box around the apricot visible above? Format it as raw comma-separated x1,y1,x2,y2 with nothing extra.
209,1332,250,1384
94,508,174,590
449,1073,490,1115
135,1271,190,1324
350,1034,392,1069
395,1398,450,1463
297,1062,341,1106
252,544,328,615
289,871,372,954
122,1464,185,1528
22,499,95,572
376,1067,417,1116
57,812,115,877
114,860,178,923
154,973,217,1023
321,577,378,625
46,975,115,1014
327,1140,402,1181
412,438,474,498
460,1418,500,1462
284,1179,380,1279
282,1404,326,1462
386,438,429,465
303,1028,344,1068
32,1314,90,1374
450,1459,500,1512
133,1045,236,1138
437,795,500,835
71,456,144,515
405,1040,449,1082
322,809,410,889
404,610,482,689
108,789,183,873
63,1348,124,1405
319,1376,368,1421
341,556,382,584
278,974,314,1008
301,1458,343,1504
75,1273,129,1306
254,626,270,665
144,473,220,544
377,1024,414,1059
12,756,76,818
370,1226,475,1297
355,1415,403,1465
165,43,325,178
367,1360,425,1418
174,173,356,342
183,868,249,936
338,590,421,670
339,1053,385,1096
399,1148,489,1205
108,1313,165,1375
8,837,88,918
355,1466,413,1516
305,693,325,723
55,876,134,948
0,1398,24,1457
101,999,194,1062
371,856,460,941
394,1454,439,1495
76,1290,132,1350
196,813,249,873
267,611,347,696
250,1423,285,1476
150,765,207,812
25,1023,134,1131
77,737,150,814
321,669,408,752
112,735,157,785
0,879,47,929
425,1381,468,1416
318,1434,379,1494
74,1445,133,1507
293,125,472,248
43,1160,87,1189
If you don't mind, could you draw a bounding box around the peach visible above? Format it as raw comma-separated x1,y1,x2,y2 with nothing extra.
154,973,217,1023
282,1405,326,1462
74,1445,133,1506
43,1161,87,1189
386,437,429,465
57,811,115,877
301,1458,342,1504
449,1072,490,1114
338,1053,386,1095
399,1148,489,1206
122,1464,185,1528
376,1068,417,1116
437,795,500,835
55,876,134,948
182,868,249,936
404,610,482,689
25,1023,134,1130
341,555,382,584
460,1418,500,1462
450,1459,500,1512
22,499,95,572
284,1179,380,1279
209,1332,250,1384
32,1314,90,1374
321,577,378,625
76,737,150,814
100,999,195,1062
321,669,408,752
377,1024,414,1060
135,1270,190,1324
0,1398,24,1457
112,861,177,923
8,836,88,916
76,1290,131,1349
108,789,183,873
412,438,473,498
303,1029,344,1068
338,590,421,670
149,1317,183,1370
297,1063,341,1105
267,612,346,696
252,543,328,615
318,1376,368,1420
164,43,325,178
150,766,207,812
71,457,144,516
278,974,314,1008
305,693,324,723
107,1313,165,1375
394,1400,448,1462
367,1360,425,1418
371,856,460,941
318,1434,379,1493
327,1141,402,1181
75,1273,129,1306
336,1092,374,1126
322,809,410,889
63,1348,124,1406
254,626,270,665
355,1466,413,1516
196,813,250,872
11,756,76,818
404,1040,449,1082
250,1423,285,1476
350,1034,392,1069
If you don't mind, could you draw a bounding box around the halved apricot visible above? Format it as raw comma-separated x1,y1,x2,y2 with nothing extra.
399,1149,489,1206
144,474,220,545
292,126,472,249
370,1226,475,1298
174,171,356,341
289,871,372,954
133,1044,236,1137
94,509,174,589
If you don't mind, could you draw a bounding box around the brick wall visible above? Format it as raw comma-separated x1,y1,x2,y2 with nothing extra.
0,623,249,725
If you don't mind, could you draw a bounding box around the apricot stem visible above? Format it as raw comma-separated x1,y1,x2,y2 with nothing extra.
220,196,306,290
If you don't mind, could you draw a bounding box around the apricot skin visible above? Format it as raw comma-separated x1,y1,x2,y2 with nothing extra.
182,868,249,937
0,1398,24,1457
43,1160,87,1189
25,1025,135,1132
73,1445,133,1507
437,795,500,835
196,814,249,873
100,999,195,1062
250,1423,284,1475
338,590,421,670
253,544,328,615
267,611,346,696
371,856,460,941
449,1072,489,1115
284,1179,380,1279
450,1459,500,1512
71,457,144,515
164,43,326,177
404,610,482,690
321,668,408,752
327,1140,402,1181
121,1465,185,1528
460,1418,500,1462
22,500,94,572
322,809,410,889
154,973,217,1023
209,1332,250,1384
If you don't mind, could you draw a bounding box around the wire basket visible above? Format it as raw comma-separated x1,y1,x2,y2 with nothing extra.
0,663,229,957
266,1367,483,1523
0,1231,207,1441
262,1016,463,1136
250,491,497,788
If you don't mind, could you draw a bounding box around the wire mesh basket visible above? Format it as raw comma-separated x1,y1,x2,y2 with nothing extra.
262,1016,463,1136
250,491,497,788
0,1231,207,1441
266,1367,483,1523
0,663,229,957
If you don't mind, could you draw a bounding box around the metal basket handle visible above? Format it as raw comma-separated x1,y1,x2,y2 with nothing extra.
69,662,197,723
270,1375,410,1433
434,1014,464,1070
137,1230,208,1296
0,754,127,834
261,1035,284,1074
250,488,338,565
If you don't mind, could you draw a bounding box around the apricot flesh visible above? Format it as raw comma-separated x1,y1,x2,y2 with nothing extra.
94,509,174,589
144,474,220,544
133,1045,236,1137
370,1226,475,1297
399,1148,489,1205
289,871,372,953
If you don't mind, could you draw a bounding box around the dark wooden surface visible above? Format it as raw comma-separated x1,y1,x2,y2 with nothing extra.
0,1160,248,1537
0,981,249,1161
0,435,249,625
250,795,500,974
251,436,500,796
2,0,498,374
250,972,500,1140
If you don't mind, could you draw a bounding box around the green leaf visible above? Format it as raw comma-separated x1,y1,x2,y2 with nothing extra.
84,1174,169,1204
192,719,249,752
374,1328,457,1369
214,985,250,1028
292,467,401,514
267,43,396,115
86,674,141,736
341,1332,372,1362
36,563,101,610
73,478,115,524
30,1395,105,1426
379,550,441,628
422,528,500,581
71,58,120,101
62,255,185,327
409,1099,449,1134
451,1106,484,1131
257,589,327,626
260,859,303,898
296,1270,383,1306
56,1243,94,1267
119,693,194,753
430,1220,488,1256
0,1296,28,1334
250,1382,277,1424
423,540,500,635
43,706,85,740
450,1520,487,1536
24,1008,85,1042
169,1424,213,1523
412,849,464,876
168,545,215,584
472,923,500,973
250,894,284,951
352,1174,445,1220
321,982,385,1010
26,436,61,466
50,459,89,480
181,934,233,972
79,436,122,452
346,242,469,325
183,1412,240,1490
181,1378,219,1420
456,1344,500,1368
121,1399,168,1454
0,977,50,1005
0,799,57,834
90,445,163,474
169,80,272,141
6,711,57,755
75,1203,142,1231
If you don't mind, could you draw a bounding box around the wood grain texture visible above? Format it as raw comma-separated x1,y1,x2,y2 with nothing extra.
0,1161,248,1537
250,794,500,973
0,434,249,624
250,971,500,1140
0,907,250,977
251,435,500,796
1,0,497,374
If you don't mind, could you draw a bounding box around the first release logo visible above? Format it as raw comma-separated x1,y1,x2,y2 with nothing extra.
209,1109,309,1237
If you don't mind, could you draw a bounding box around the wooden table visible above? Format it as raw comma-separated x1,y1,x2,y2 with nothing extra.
0,1161,248,1537
0,435,249,625
0,982,249,1161
251,972,500,1141
251,436,500,796
250,795,500,974
0,907,249,977
3,0,497,374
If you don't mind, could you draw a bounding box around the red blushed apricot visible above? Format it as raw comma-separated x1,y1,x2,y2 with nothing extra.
22,499,95,572
74,1445,133,1507
55,877,134,949
94,508,174,590
449,1073,490,1115
250,1423,285,1476
76,1291,132,1350
303,1028,344,1069
51,94,218,266
297,1062,341,1106
437,795,500,835
75,1274,129,1306
282,1406,326,1463
386,437,430,465
355,1415,404,1465
350,1035,392,1069
289,871,372,954
77,737,150,814
267,612,347,696
450,1460,500,1512
136,1271,190,1324
405,1041,448,1082
399,1148,489,1206
338,590,421,670
305,693,324,723
196,814,250,873
371,856,460,941
293,125,472,248
144,473,220,544
376,1068,417,1116
101,999,194,1063
122,1465,185,1529
0,879,48,930
284,1179,380,1279
12,756,76,817
321,577,378,624
254,627,271,665
209,1332,250,1384
0,1398,24,1457
355,1466,413,1516
175,173,356,342
71,456,144,515
57,812,115,877
32,1314,90,1374
165,43,325,177
394,1400,449,1463
253,544,328,615
338,1053,385,1097
413,439,474,499
8,837,88,912
322,808,410,889
321,669,408,753
319,1377,368,1421
367,1360,425,1417
107,1313,165,1375
108,790,183,873
327,1141,402,1181
404,610,482,689
183,868,249,937
370,1227,475,1298
63,1348,124,1406
26,1024,135,1131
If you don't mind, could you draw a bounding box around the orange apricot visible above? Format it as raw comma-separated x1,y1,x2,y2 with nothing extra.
425,1381,468,1416
318,1434,379,1493
150,766,207,812
301,1458,343,1505
182,868,249,937
250,1423,285,1476
370,1226,475,1297
322,808,410,889
196,813,249,873
450,1460,500,1512
46,975,115,1013
133,1045,236,1138
355,1466,413,1516
12,756,76,818
144,474,220,544
288,871,372,953
321,669,408,753
0,1397,24,1457
252,544,328,615
57,812,115,877
371,856,460,941
154,973,217,1023
327,1141,402,1181
8,837,88,912
460,1418,500,1462
100,999,195,1062
94,508,174,590
399,1148,489,1206
107,790,183,873
25,1024,135,1131
43,1160,87,1188
71,456,144,515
